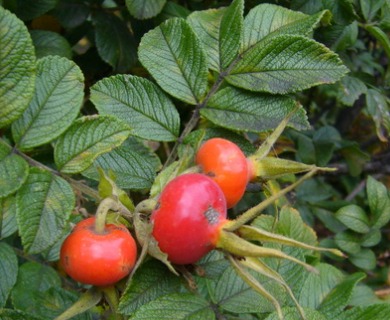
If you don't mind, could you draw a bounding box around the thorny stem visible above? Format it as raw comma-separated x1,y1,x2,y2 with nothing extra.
225,169,319,231
11,144,101,201
163,61,239,168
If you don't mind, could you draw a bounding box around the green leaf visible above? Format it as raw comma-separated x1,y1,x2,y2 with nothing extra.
118,260,182,315
130,292,214,319
345,304,390,320
337,75,367,106
334,231,362,255
30,30,72,59
218,0,244,69
149,161,181,198
51,0,89,29
126,0,166,19
361,229,382,247
366,175,390,229
138,18,208,105
90,75,180,141
0,243,18,308
1,196,19,239
210,265,283,314
265,307,327,320
360,0,386,22
242,4,331,51
366,26,390,57
12,56,84,150
0,6,36,128
0,143,29,198
349,284,384,307
298,263,344,309
365,88,390,142
11,262,89,319
16,168,75,253
253,207,317,295
227,35,348,94
335,205,370,233
54,115,132,174
202,86,309,132
349,248,377,270
83,138,160,190
11,261,61,310
187,8,226,72
13,0,58,21
92,11,137,73
318,272,365,318
0,308,43,320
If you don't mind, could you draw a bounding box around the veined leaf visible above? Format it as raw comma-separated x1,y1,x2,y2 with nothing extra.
0,6,36,128
54,115,132,174
202,86,309,132
30,30,72,59
0,142,29,198
344,304,390,320
187,0,243,71
12,56,84,150
187,8,226,71
318,272,365,318
1,196,19,239
118,260,181,315
367,176,390,229
82,138,161,190
265,307,328,320
138,18,208,105
227,35,348,94
10,262,89,319
126,0,166,19
13,0,58,21
130,293,214,319
219,0,244,69
93,11,137,73
365,89,390,142
298,263,344,309
242,4,331,51
0,243,18,308
16,168,75,253
90,75,180,141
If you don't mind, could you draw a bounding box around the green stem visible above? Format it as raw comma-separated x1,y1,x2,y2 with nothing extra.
163,71,229,169
11,144,101,201
224,169,319,231
100,286,123,320
94,198,118,234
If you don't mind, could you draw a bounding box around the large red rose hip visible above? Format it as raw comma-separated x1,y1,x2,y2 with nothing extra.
60,217,137,286
151,173,227,265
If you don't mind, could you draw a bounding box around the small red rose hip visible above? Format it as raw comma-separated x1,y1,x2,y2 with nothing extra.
151,173,227,265
196,138,249,208
60,217,137,286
